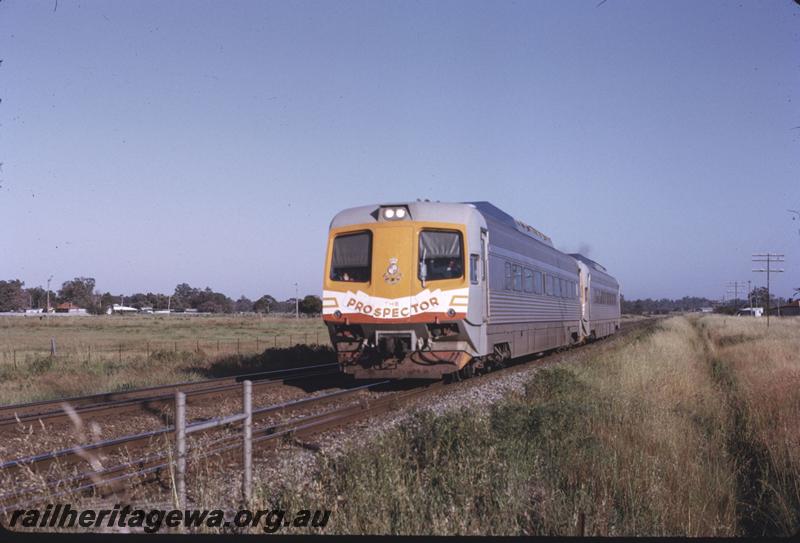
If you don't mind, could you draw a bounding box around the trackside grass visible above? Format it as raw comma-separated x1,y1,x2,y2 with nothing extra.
259,315,800,536
0,315,330,405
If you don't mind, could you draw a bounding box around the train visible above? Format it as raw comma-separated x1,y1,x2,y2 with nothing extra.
321,201,620,380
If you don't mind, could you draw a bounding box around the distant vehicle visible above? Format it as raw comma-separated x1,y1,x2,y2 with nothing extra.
107,304,138,315
736,307,763,317
322,201,621,380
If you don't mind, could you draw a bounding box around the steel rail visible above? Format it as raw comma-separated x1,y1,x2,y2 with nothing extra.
0,380,388,474
0,364,341,429
0,363,339,421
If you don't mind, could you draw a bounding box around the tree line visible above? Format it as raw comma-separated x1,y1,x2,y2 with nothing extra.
622,288,796,315
0,277,322,315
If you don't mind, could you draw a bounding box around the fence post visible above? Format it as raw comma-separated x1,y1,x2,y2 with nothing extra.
217,340,220,353
274,335,277,348
256,338,259,352
118,344,122,364
242,380,252,503
50,337,57,357
237,338,240,356
174,341,177,353
316,331,319,345
13,350,16,369
147,341,150,359
305,333,308,345
175,391,186,508
196,340,199,353
88,344,91,364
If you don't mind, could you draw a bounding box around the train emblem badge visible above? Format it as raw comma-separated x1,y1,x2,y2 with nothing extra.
383,257,402,284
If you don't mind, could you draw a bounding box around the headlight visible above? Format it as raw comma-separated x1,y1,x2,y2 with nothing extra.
380,206,410,220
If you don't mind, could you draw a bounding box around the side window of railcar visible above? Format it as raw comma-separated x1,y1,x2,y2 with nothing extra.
523,268,533,293
504,262,512,290
545,274,553,296
553,276,561,297
419,230,463,281
330,231,372,282
512,265,522,291
533,270,543,294
470,254,479,284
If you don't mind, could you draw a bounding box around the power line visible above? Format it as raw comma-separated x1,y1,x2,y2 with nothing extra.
752,253,785,328
725,280,748,309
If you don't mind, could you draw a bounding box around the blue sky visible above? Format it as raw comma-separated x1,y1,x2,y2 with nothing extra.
1,0,798,300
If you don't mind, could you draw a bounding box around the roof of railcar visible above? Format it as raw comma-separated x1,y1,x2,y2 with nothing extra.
328,201,484,229
570,253,619,288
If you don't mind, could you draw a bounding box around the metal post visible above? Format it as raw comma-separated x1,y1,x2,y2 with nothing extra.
242,380,252,503
175,391,186,508
118,344,122,363
753,253,785,328
50,338,56,357
294,282,299,319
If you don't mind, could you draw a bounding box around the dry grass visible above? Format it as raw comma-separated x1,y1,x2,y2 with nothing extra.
694,315,800,535
0,315,329,405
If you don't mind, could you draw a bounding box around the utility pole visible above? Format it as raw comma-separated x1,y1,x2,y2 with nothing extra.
294,282,299,319
46,275,53,315
752,253,785,328
747,280,752,309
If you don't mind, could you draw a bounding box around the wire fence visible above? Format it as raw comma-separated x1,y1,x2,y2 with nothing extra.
1,332,330,367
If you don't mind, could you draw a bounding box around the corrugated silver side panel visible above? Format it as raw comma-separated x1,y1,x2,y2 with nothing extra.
489,291,582,325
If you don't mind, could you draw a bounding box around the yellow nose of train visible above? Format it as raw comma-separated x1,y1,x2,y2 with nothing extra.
322,218,470,325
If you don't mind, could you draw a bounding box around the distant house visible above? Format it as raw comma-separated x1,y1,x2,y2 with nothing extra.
56,302,87,315
25,308,44,315
699,307,713,313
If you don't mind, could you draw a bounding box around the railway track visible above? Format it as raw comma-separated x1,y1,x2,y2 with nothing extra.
0,379,438,511
0,363,341,429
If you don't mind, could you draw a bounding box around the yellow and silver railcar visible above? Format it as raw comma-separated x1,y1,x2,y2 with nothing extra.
322,201,620,379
